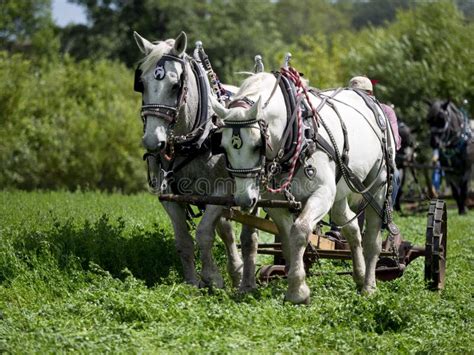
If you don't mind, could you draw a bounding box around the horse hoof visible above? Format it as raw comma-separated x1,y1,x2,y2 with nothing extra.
360,286,376,296
238,284,257,294
199,277,224,289
230,273,243,288
284,287,311,305
283,295,311,305
185,279,200,287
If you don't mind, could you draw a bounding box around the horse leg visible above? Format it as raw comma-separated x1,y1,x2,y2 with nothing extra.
162,201,199,286
459,175,469,214
285,185,335,305
361,204,383,295
237,207,293,294
238,220,259,293
459,178,469,214
195,204,225,288
449,181,464,214
331,198,365,290
267,208,293,264
216,217,243,288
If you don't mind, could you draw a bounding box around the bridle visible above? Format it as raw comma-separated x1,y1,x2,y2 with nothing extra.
220,67,313,194
135,51,213,192
134,54,188,128
221,113,269,179
429,105,459,148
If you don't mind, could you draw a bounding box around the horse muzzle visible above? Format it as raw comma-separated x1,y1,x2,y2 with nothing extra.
234,180,260,211
235,194,258,212
142,134,166,152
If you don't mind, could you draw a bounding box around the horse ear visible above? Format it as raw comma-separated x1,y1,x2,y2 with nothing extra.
441,100,450,110
133,31,154,55
210,95,229,119
172,31,187,57
245,96,262,120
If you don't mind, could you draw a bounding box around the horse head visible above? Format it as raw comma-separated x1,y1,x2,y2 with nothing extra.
134,31,190,152
427,99,464,149
212,95,264,211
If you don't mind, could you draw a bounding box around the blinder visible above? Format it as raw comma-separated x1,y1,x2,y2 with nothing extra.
220,118,269,178
134,67,144,93
210,130,225,155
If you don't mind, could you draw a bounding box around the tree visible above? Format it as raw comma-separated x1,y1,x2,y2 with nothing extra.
274,0,353,44
350,0,413,29
63,0,283,82
342,1,474,128
0,0,59,59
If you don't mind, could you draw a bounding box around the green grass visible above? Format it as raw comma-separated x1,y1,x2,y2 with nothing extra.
0,190,473,353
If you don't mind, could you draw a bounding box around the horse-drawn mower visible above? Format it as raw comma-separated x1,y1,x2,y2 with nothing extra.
160,194,447,290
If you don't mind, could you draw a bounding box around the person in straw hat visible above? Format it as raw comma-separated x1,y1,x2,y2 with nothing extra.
348,75,402,206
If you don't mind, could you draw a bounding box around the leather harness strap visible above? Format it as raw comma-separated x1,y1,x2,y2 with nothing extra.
307,88,395,229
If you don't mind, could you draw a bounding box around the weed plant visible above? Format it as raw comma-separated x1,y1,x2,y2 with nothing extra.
0,191,473,353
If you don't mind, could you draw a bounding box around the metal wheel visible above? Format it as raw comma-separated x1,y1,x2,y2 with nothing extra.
424,199,448,290
258,265,286,283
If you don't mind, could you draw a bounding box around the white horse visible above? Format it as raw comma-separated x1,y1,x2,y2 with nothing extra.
212,72,396,304
134,31,258,290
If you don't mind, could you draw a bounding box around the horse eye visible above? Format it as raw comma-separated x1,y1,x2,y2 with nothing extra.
171,83,180,92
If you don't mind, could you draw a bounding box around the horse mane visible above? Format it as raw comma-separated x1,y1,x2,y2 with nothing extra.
139,39,175,75
233,72,310,103
232,73,266,101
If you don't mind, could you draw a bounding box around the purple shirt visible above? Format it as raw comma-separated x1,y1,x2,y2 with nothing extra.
381,103,401,151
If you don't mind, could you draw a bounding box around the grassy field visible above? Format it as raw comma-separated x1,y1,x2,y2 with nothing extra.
0,190,473,353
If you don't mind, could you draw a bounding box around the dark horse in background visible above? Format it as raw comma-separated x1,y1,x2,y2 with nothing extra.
394,121,416,211
427,100,474,214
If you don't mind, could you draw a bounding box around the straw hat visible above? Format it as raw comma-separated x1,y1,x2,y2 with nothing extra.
348,76,373,92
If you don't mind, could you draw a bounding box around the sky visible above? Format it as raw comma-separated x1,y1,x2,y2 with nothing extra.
52,0,88,27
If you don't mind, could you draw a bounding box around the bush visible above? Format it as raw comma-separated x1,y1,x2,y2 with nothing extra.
0,52,145,192
342,1,474,128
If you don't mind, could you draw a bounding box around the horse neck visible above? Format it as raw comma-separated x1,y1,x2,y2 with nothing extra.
443,105,464,145
174,60,199,135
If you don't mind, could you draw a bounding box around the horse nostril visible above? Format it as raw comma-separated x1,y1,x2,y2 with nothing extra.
142,136,166,152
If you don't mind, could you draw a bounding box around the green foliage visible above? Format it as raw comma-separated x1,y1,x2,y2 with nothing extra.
0,191,181,285
0,52,145,192
66,0,284,81
190,0,284,82
0,0,59,60
280,34,347,88
274,0,353,44
1,1,473,191
350,0,412,29
343,1,474,127
0,191,473,352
